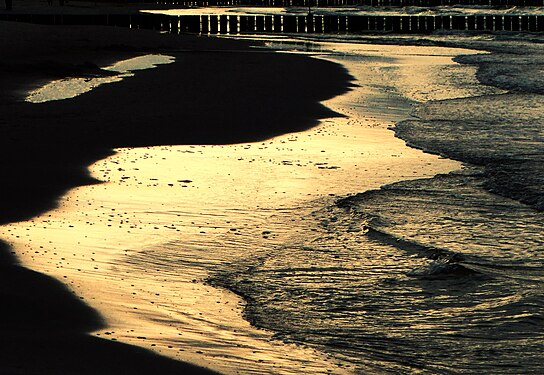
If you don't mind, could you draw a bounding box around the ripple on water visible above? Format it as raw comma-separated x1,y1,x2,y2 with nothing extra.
3,40,490,374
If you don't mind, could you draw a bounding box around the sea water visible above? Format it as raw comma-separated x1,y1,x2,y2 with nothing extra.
4,38,541,373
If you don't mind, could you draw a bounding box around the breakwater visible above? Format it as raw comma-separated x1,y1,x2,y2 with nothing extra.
108,0,544,6
2,12,544,33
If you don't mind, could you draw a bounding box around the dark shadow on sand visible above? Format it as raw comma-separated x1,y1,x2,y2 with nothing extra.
0,22,352,375
0,240,216,374
1,50,352,224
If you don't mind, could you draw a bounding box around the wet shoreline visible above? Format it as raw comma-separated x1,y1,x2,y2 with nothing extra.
0,22,351,374
1,31,468,373
2,20,543,373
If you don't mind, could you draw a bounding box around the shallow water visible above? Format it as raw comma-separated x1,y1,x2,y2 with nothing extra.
26,54,174,103
2,39,500,373
220,37,544,373
319,169,544,373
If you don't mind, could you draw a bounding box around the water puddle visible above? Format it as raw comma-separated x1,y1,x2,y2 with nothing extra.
26,54,175,103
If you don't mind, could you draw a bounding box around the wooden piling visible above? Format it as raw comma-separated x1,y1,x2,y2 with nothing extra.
307,15,314,33
239,15,248,33
4,11,544,36
228,15,238,34
529,15,538,32
314,15,323,33
264,15,273,32
451,15,466,31
283,15,297,33
426,16,435,32
219,15,228,34
537,16,544,32
255,15,264,32
209,14,218,34
511,15,520,31
200,15,209,34
467,15,476,31
520,15,529,31
338,15,347,33
296,15,306,33
504,15,513,31
485,15,493,31
273,15,282,33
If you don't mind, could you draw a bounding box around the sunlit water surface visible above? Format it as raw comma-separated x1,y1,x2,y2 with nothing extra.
26,54,175,103
2,40,508,373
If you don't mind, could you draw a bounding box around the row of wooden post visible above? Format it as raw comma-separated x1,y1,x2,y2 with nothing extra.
151,0,544,6
1,13,544,33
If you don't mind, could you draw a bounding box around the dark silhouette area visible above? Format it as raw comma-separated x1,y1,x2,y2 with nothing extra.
0,240,217,374
0,239,103,333
1,48,352,224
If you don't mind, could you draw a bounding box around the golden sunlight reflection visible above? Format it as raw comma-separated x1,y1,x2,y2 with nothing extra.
26,54,174,103
1,41,488,374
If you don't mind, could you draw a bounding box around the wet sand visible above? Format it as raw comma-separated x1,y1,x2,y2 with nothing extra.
0,20,481,373
0,21,351,223
0,21,352,374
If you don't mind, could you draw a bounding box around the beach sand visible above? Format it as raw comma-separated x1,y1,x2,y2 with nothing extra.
0,20,356,374
7,8,540,371
0,18,485,373
0,21,354,224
